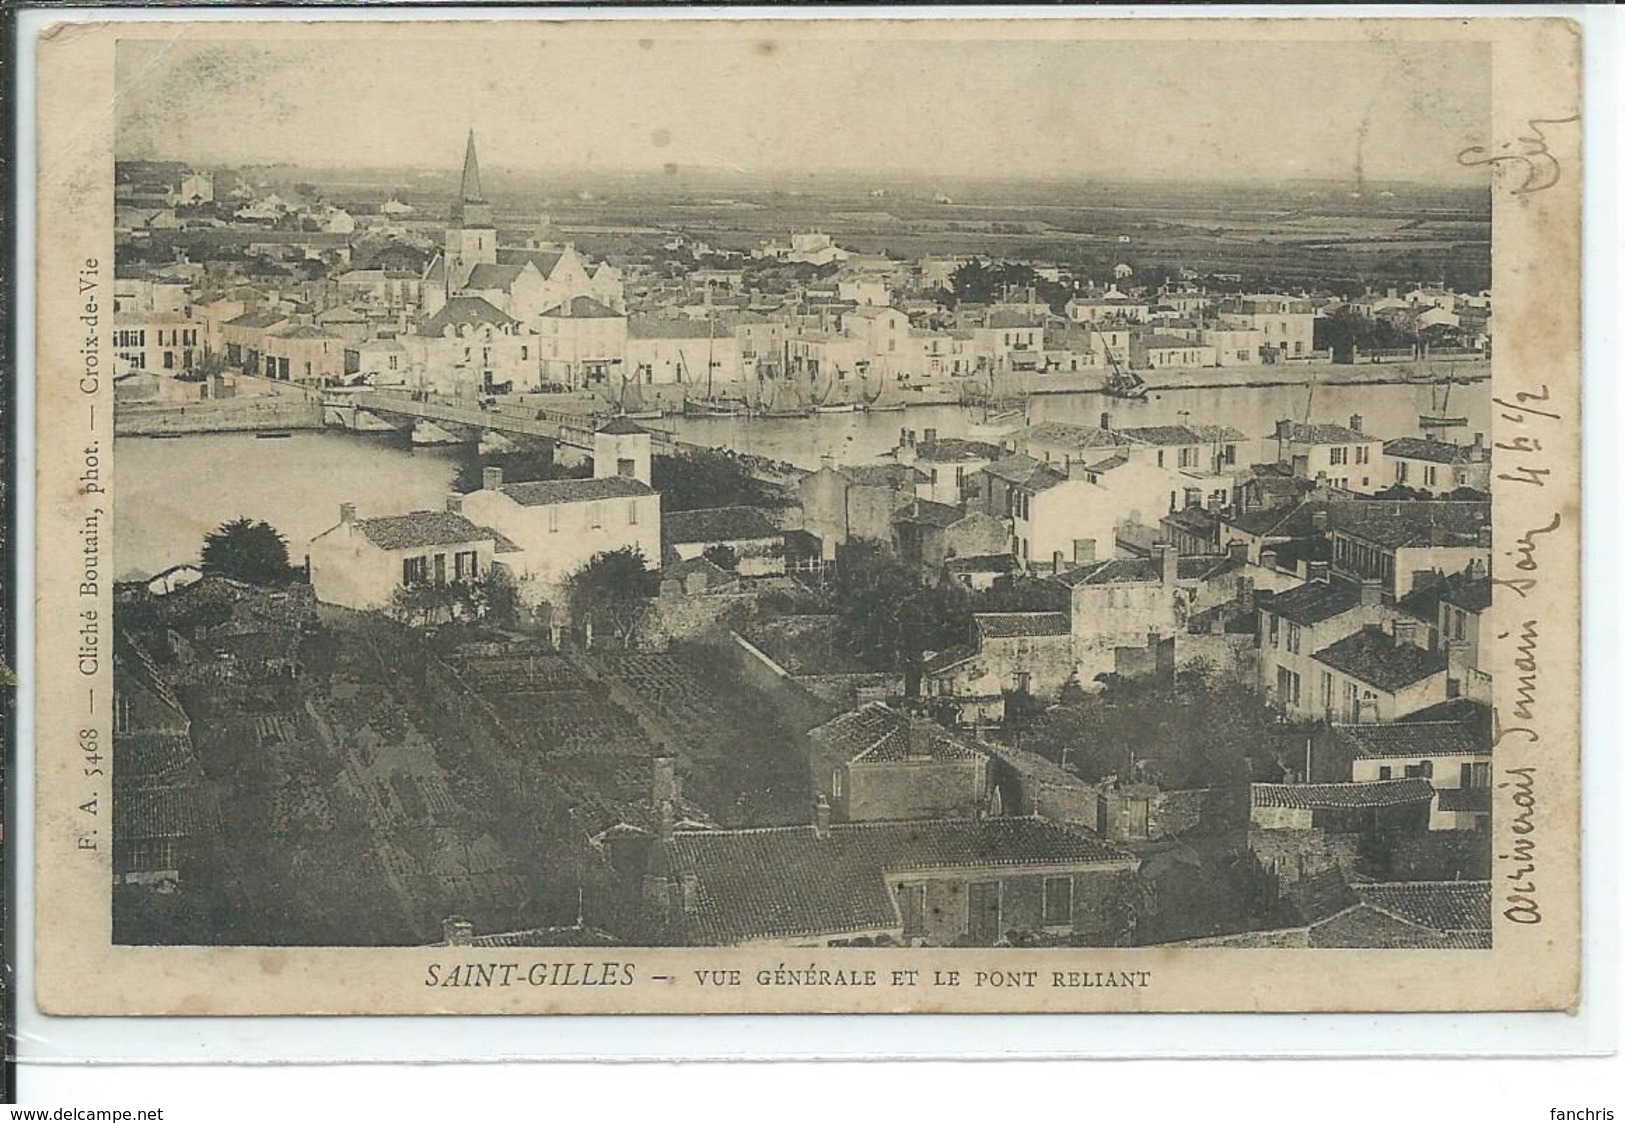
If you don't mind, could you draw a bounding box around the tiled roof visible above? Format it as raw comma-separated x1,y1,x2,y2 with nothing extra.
664,506,780,545
810,703,988,765
1306,903,1489,949
1014,422,1123,452
945,553,1018,574
1085,454,1129,473
911,438,1003,463
627,316,719,340
497,247,565,277
893,499,965,529
1138,335,1208,352
669,816,1137,944
1383,437,1481,464
975,612,1070,640
461,925,621,947
539,296,621,319
596,415,649,435
416,296,517,336
1312,627,1449,691
1283,421,1371,444
662,555,731,585
1331,501,1488,550
464,263,529,291
922,643,978,675
982,454,1063,490
224,311,289,330
1055,555,1240,587
1438,576,1493,613
1354,881,1491,933
114,733,197,781
499,477,654,506
1251,778,1435,810
350,511,495,552
841,463,927,490
1435,787,1492,813
114,784,221,839
1266,578,1363,625
1332,721,1488,760
271,324,339,340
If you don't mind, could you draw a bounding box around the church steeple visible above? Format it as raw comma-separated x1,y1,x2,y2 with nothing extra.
451,129,494,231
445,128,497,294
460,129,485,203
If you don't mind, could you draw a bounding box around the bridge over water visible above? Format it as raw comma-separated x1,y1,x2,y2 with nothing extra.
324,389,684,454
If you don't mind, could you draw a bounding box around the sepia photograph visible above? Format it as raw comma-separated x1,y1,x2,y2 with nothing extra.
29,16,1583,1015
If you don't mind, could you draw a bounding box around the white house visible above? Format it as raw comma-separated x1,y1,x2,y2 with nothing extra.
458,468,660,604
307,505,498,613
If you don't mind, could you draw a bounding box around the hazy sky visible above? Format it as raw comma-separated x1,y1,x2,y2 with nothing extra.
115,28,1491,185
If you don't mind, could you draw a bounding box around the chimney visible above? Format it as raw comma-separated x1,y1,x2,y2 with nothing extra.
652,754,678,804
482,466,503,491
906,713,937,758
657,800,675,845
1226,540,1248,563
1360,578,1383,607
445,494,463,514
339,502,357,524
813,795,832,839
1392,617,1423,649
1307,560,1331,584
1155,542,1178,585
442,916,474,947
1472,431,1485,456
1260,548,1278,570
923,427,938,446
1348,413,1363,433
1311,510,1329,533
1073,538,1097,565
1475,525,1492,548
679,872,700,914
1275,419,1293,442
1100,411,1112,431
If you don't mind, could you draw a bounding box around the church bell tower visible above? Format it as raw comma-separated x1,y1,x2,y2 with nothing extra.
445,129,497,295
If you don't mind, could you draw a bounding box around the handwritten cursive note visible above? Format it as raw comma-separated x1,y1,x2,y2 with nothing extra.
1458,115,1578,195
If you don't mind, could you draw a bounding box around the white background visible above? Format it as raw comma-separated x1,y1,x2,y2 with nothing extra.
10,3,1622,1112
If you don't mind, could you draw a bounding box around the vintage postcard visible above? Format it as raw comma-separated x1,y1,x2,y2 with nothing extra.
31,15,1581,1016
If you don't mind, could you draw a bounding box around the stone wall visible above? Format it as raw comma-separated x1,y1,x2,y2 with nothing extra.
115,397,324,436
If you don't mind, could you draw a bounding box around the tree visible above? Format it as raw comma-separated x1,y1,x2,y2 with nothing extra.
452,451,588,494
478,566,520,628
832,541,971,696
565,547,660,646
1021,663,1274,789
651,449,779,513
200,518,295,586
701,544,739,572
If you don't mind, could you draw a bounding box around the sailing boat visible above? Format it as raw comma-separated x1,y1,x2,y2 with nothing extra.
681,316,746,417
1419,369,1468,431
1099,337,1148,399
616,366,662,420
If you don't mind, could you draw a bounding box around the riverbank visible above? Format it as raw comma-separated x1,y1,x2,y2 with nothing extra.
115,397,324,437
1029,358,1489,397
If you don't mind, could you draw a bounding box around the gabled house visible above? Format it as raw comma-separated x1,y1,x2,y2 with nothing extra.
1310,621,1451,724
663,506,785,576
1257,573,1389,719
306,503,498,613
1271,417,1384,493
924,613,1075,724
1382,434,1491,494
808,703,991,822
459,467,660,600
1328,500,1490,598
890,499,1009,581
